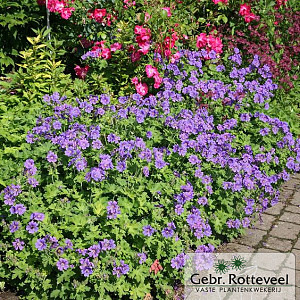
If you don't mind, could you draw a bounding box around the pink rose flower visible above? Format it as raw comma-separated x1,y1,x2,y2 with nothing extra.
101,48,111,59
162,7,172,17
145,65,158,78
131,77,139,85
239,4,251,16
196,33,207,49
136,82,148,96
74,65,89,80
60,7,75,20
110,43,122,52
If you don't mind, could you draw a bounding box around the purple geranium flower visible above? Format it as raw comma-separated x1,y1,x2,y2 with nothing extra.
46,151,58,163
12,238,25,251
171,253,187,269
57,258,70,271
106,201,121,219
137,253,147,264
10,204,26,215
26,221,39,234
35,238,47,251
9,221,20,233
143,225,155,237
112,260,130,277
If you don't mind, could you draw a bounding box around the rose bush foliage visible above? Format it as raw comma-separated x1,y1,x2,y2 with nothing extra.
1,49,299,299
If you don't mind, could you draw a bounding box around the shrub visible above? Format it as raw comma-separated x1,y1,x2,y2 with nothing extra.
1,49,299,299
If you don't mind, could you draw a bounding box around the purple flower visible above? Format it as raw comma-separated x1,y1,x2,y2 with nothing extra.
175,204,184,215
155,159,167,169
28,177,39,187
30,212,45,222
100,239,116,251
198,197,208,205
75,159,87,171
107,201,121,219
65,239,73,250
9,221,20,233
259,128,270,136
116,161,126,172
137,252,147,264
143,225,155,236
88,244,101,258
10,204,26,215
146,131,152,138
12,238,24,250
57,258,69,271
100,94,110,105
26,221,39,234
90,167,105,181
35,238,47,251
171,253,186,269
162,226,174,238
79,258,94,277
24,159,35,169
242,218,251,228
46,151,58,163
189,155,200,165
92,139,103,149
142,166,149,177
53,121,62,130
112,260,130,277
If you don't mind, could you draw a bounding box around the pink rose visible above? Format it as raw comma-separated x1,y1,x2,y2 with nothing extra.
134,25,144,35
196,33,207,49
60,7,75,20
101,48,111,59
93,9,107,23
154,75,163,88
244,13,257,23
162,7,172,17
207,36,223,53
131,77,139,85
136,83,148,96
239,4,251,16
131,51,141,62
110,42,122,52
213,0,228,4
138,42,151,55
74,65,89,80
145,65,158,78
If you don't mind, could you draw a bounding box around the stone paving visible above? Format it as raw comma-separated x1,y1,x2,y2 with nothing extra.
217,173,300,299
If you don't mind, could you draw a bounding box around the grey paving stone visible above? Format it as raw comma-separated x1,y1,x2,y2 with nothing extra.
291,192,300,206
269,222,300,240
280,189,295,200
264,236,293,252
285,205,300,214
279,211,300,225
294,239,300,250
217,243,255,253
236,229,267,247
265,202,286,215
292,249,300,271
296,287,300,300
256,248,280,253
296,270,300,288
253,214,276,231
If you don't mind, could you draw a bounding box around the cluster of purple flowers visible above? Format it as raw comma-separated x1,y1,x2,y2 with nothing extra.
112,260,130,277
3,48,300,282
24,159,39,187
171,252,187,269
